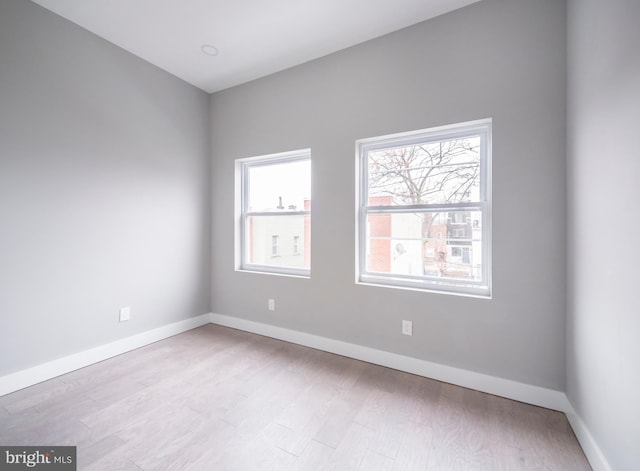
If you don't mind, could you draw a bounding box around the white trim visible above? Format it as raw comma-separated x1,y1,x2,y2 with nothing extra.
565,408,614,471
209,313,569,413
0,314,210,397
209,313,615,470
0,312,613,471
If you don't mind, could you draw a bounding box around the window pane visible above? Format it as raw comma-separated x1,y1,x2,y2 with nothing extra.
247,159,311,212
246,215,310,269
366,210,483,281
367,137,480,205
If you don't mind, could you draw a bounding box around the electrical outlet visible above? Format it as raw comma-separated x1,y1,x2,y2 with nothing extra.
119,306,131,322
402,320,412,336
268,299,275,311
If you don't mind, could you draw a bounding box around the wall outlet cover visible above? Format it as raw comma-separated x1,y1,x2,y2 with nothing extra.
402,320,412,336
119,307,131,322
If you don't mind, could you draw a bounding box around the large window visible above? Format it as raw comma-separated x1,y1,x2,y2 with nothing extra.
357,120,491,297
237,149,311,277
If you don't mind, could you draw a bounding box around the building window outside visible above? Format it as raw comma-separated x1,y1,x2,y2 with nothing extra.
356,119,491,297
293,236,300,255
237,149,311,277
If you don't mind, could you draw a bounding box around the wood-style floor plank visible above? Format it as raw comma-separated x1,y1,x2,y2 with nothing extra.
0,324,591,470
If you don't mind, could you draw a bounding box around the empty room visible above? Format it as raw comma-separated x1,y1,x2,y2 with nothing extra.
0,0,638,470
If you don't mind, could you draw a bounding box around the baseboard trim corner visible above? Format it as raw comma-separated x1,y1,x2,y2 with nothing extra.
0,313,211,397
208,313,571,414
564,407,614,471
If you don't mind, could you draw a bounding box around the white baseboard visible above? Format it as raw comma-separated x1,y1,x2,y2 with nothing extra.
565,408,614,471
0,314,210,397
209,313,571,413
0,311,612,471
210,313,617,470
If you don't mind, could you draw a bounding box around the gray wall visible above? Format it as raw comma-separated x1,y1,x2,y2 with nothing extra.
211,0,567,390
0,0,211,376
567,0,640,469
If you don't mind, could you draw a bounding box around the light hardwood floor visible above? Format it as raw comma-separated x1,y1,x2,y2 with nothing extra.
0,324,591,470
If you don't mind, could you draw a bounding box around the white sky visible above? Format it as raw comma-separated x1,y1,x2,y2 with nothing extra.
248,160,311,211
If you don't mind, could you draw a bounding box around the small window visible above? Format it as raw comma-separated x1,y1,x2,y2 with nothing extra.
293,236,300,255
356,120,491,297
237,149,311,277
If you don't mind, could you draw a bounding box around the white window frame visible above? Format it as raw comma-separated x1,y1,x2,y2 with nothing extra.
236,149,311,277
356,119,492,297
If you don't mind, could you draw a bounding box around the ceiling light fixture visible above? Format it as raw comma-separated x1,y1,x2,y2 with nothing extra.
200,44,219,56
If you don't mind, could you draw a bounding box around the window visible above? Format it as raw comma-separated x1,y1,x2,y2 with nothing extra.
356,120,491,297
293,236,300,255
237,149,311,277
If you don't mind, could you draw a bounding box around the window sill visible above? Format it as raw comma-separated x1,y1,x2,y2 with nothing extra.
357,277,491,299
237,267,310,279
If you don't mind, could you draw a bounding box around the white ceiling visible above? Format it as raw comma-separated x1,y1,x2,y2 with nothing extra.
32,0,480,93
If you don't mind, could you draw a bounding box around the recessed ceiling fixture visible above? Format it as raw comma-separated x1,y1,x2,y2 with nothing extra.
200,44,219,56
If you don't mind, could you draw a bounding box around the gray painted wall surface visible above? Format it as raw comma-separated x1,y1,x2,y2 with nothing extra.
211,0,567,390
0,0,211,375
567,0,640,469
